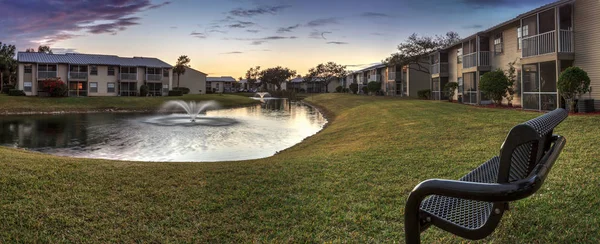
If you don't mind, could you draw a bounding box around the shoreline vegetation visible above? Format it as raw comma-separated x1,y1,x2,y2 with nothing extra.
1,94,598,242
0,94,261,115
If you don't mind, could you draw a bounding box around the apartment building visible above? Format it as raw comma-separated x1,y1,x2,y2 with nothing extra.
431,0,600,111
347,63,429,97
176,66,207,94
206,76,236,93
17,52,172,97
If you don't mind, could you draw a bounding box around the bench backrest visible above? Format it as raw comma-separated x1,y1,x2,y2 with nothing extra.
497,109,568,183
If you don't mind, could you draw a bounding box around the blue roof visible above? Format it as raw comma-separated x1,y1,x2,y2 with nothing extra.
17,52,172,68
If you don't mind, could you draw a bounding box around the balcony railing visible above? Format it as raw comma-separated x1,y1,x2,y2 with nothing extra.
463,53,477,69
431,63,449,75
120,73,137,80
522,31,556,58
38,71,57,79
387,72,402,81
69,72,88,80
146,74,162,81
462,52,489,68
559,29,574,53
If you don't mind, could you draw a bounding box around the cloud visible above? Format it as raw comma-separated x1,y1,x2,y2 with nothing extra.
228,21,255,28
222,51,244,54
309,31,332,39
461,0,552,8
307,18,339,27
208,30,228,34
371,32,385,36
246,30,260,33
251,40,266,45
276,24,300,33
327,41,348,45
463,24,483,29
87,17,140,34
0,0,170,47
170,26,177,29
50,48,78,54
361,12,391,18
262,36,297,40
229,5,291,17
190,31,207,39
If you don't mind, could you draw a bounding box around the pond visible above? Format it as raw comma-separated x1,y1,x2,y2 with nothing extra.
0,99,327,162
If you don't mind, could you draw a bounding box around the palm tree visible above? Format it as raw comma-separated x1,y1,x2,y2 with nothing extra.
173,55,191,88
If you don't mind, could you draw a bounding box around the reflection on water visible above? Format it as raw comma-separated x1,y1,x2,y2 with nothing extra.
0,99,326,162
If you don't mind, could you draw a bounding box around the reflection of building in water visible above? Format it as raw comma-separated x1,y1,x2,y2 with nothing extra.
0,114,90,148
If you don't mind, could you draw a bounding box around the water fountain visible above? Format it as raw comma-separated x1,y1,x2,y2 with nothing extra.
255,92,271,99
143,100,238,126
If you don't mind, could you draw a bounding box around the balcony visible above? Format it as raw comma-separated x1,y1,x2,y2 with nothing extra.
69,72,88,80
120,73,137,81
146,74,162,81
387,72,402,81
37,71,57,79
462,52,490,69
522,30,573,58
431,63,449,75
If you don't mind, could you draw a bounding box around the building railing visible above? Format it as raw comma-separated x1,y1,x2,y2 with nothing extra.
69,72,88,80
120,73,137,80
463,53,477,69
559,29,574,53
146,74,162,81
522,30,556,58
479,51,490,66
37,71,57,79
369,74,382,82
431,63,449,75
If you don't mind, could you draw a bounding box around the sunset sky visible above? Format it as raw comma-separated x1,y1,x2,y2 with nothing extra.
0,0,555,77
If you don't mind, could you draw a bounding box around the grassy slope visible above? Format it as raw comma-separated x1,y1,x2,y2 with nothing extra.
0,94,259,113
1,94,599,243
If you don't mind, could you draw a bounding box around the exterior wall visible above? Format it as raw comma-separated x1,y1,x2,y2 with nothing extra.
210,81,224,93
178,67,207,94
489,23,523,106
407,63,430,98
447,47,462,100
88,65,119,97
57,64,68,82
573,0,600,108
327,79,341,92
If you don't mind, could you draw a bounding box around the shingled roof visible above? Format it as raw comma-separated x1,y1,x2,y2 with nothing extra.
17,52,172,68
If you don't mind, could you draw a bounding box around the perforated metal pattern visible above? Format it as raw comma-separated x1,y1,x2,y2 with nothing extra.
420,157,499,229
509,143,534,182
523,108,568,137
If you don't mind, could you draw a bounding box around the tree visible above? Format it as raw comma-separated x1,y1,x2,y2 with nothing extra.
245,66,261,91
479,69,511,105
25,45,52,54
558,67,591,112
0,42,17,93
444,81,459,102
173,55,191,88
259,66,296,91
505,60,518,105
383,32,461,74
305,62,347,93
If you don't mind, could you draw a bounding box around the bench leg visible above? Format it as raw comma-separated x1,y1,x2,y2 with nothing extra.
405,192,422,244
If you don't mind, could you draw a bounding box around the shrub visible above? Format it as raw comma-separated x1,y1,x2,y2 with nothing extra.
342,87,349,93
367,81,382,94
8,89,25,96
299,88,306,93
417,89,431,99
40,78,67,97
140,84,149,97
2,85,15,94
168,90,183,96
361,86,368,94
335,86,343,93
444,82,459,102
479,69,511,105
558,67,591,112
349,83,358,94
173,87,190,94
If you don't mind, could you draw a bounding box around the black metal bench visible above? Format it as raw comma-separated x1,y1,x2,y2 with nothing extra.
404,108,568,243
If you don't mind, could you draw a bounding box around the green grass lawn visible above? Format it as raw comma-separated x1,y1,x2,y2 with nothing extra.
0,94,259,114
1,94,599,242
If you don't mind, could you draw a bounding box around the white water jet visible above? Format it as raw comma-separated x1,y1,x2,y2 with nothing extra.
255,92,271,98
159,100,220,122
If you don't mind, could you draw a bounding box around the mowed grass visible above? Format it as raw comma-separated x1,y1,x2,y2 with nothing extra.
0,94,259,113
1,94,599,243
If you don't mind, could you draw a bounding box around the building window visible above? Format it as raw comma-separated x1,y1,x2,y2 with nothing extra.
108,67,115,76
163,69,169,78
457,48,463,63
494,33,503,55
90,66,98,75
517,27,522,50
107,83,115,93
24,82,32,92
90,82,98,93
24,65,32,74
162,84,169,94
